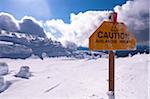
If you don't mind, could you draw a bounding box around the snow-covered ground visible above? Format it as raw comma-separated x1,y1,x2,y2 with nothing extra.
0,54,149,99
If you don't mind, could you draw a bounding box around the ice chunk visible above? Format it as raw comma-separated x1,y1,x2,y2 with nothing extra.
0,62,9,75
15,66,31,79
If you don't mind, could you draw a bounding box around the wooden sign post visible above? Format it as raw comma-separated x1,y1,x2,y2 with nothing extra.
108,51,115,99
89,12,136,99
108,12,117,99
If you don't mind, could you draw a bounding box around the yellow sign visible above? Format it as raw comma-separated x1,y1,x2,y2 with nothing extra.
89,21,136,50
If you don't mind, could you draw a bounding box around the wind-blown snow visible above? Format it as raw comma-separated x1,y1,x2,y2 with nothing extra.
0,54,149,99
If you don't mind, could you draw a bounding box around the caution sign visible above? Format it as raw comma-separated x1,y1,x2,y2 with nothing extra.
89,21,136,50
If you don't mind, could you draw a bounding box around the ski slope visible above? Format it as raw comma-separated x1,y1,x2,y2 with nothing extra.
0,54,149,99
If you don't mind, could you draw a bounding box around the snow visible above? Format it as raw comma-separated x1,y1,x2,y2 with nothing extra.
0,77,11,93
0,54,149,99
0,41,13,45
0,62,9,75
107,91,114,99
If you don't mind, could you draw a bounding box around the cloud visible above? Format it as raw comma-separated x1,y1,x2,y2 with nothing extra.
44,11,111,46
0,12,46,37
19,16,46,37
114,0,149,44
44,0,149,46
0,12,19,32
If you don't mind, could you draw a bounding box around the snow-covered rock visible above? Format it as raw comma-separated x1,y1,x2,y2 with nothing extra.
15,66,31,79
0,76,11,93
0,62,9,75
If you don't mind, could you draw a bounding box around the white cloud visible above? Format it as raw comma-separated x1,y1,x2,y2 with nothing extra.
114,0,149,44
44,11,111,46
20,16,43,27
0,12,20,31
0,12,46,37
44,0,149,46
19,16,46,37
114,0,149,30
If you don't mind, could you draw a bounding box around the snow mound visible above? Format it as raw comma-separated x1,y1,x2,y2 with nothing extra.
0,62,9,75
15,66,31,79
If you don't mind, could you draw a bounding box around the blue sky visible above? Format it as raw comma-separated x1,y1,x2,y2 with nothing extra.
48,0,126,22
0,0,126,23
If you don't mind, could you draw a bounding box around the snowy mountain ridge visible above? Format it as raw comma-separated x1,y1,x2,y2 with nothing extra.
0,29,107,59
0,29,71,59
1,29,148,59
